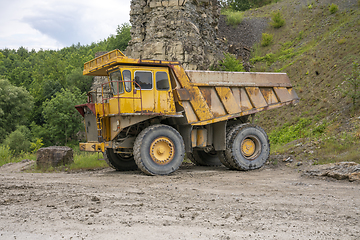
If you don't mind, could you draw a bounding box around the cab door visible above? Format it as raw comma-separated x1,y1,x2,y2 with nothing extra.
154,70,176,114
132,69,155,113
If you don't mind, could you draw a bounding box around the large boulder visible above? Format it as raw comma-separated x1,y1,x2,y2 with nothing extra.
37,146,74,168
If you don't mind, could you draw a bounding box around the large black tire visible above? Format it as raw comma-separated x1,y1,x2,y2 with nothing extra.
187,149,222,166
225,124,270,170
133,124,185,175
103,148,138,171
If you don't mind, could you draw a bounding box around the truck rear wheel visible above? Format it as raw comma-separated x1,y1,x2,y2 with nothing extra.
187,149,222,166
133,124,185,175
225,124,270,170
103,148,138,171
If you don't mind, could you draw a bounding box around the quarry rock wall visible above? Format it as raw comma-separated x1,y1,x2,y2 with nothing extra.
125,0,224,70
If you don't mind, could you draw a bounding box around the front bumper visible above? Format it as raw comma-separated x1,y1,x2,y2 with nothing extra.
79,142,106,152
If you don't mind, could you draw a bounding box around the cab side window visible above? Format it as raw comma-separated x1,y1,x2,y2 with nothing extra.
123,70,132,92
156,72,170,90
109,70,124,95
134,71,152,90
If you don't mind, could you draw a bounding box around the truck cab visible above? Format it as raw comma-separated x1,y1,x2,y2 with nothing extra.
103,66,176,116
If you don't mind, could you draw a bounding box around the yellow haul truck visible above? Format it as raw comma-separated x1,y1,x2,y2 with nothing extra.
75,50,299,175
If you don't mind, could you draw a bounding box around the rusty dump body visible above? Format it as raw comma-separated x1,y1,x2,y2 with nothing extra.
178,70,298,125
75,50,299,175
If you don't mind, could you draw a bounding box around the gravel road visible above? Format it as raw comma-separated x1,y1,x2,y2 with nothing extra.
0,163,359,240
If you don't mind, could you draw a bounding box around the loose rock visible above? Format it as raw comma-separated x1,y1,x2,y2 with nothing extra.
304,162,360,182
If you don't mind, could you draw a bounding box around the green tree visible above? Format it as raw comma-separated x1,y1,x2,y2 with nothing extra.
42,88,86,145
65,67,93,93
107,23,132,51
229,0,251,11
0,79,34,142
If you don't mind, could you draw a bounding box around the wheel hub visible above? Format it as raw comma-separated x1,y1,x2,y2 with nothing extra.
241,135,261,160
150,137,174,165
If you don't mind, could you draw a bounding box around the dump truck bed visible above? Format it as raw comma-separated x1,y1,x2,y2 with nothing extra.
172,68,299,125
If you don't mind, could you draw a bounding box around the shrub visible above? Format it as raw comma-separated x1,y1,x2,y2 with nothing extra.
329,3,339,14
261,33,273,47
3,126,31,155
212,53,244,72
223,10,244,27
270,12,285,28
30,138,44,153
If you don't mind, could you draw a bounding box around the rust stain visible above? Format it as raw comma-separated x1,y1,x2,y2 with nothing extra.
260,88,279,105
199,87,212,108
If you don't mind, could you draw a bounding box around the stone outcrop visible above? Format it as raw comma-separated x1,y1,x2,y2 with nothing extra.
125,0,224,70
36,146,74,168
304,162,360,182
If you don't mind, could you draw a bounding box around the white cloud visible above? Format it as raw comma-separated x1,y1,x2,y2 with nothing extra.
0,0,131,50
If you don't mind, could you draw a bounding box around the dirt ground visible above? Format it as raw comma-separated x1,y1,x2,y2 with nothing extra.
0,162,359,240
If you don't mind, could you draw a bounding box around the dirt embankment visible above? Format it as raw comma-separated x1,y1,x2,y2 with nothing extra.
0,162,359,240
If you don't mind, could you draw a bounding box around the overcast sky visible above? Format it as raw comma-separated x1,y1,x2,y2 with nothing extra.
0,0,131,51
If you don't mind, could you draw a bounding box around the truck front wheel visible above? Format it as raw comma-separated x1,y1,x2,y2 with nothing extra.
103,148,138,171
225,124,270,170
133,124,185,175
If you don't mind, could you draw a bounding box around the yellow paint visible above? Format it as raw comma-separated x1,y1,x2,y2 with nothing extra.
191,129,197,147
79,142,105,152
241,139,255,157
95,66,176,117
150,137,174,165
171,65,214,121
215,87,241,114
196,129,207,147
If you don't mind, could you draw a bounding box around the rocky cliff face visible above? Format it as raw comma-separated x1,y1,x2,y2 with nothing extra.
125,0,224,70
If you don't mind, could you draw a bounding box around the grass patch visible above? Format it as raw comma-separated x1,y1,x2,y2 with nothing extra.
32,152,108,172
222,9,245,27
316,134,360,164
69,152,108,171
1,143,108,172
269,118,312,144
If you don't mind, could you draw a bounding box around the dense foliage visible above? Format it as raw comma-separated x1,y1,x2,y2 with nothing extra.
0,23,131,154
